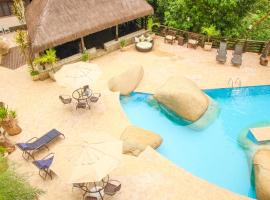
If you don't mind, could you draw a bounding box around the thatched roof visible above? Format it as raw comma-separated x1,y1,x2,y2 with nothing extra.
25,0,153,53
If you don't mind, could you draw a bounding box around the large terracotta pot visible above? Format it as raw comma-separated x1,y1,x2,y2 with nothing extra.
1,119,22,136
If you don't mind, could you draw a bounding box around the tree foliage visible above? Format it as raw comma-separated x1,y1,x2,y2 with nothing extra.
0,169,43,200
148,0,270,40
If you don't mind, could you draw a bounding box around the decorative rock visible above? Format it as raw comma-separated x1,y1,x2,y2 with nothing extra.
120,125,162,156
108,66,144,95
154,77,209,122
253,149,270,200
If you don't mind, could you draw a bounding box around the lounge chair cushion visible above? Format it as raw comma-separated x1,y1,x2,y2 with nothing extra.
188,39,198,45
165,35,175,41
16,129,63,151
33,156,54,169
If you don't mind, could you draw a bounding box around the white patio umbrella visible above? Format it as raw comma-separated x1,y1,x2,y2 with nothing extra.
50,134,122,184
54,61,102,89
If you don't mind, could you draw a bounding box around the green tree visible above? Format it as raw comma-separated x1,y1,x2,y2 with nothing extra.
11,0,25,24
150,0,270,40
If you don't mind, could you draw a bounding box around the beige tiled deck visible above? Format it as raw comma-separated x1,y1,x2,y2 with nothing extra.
1,36,269,200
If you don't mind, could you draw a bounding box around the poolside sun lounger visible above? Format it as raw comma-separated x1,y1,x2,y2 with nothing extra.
32,153,54,180
16,129,65,160
231,44,243,66
216,41,227,63
104,179,121,196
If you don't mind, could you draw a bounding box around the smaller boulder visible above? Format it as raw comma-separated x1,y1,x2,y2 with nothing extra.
253,149,270,200
121,125,162,156
108,66,144,95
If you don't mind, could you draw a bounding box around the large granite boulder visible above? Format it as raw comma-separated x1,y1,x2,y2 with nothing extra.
154,77,209,122
108,66,144,95
253,149,270,200
120,125,162,156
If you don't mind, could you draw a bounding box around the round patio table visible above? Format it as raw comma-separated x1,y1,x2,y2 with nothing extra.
78,175,109,200
72,88,92,101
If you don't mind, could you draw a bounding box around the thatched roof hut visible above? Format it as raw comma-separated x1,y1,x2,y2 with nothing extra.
25,0,153,53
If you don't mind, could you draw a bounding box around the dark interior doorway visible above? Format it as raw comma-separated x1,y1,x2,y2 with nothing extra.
55,39,80,59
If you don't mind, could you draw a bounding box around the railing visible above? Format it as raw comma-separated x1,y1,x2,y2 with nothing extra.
152,25,269,55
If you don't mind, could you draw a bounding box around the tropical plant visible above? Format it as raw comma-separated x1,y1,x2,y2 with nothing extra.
201,25,220,42
0,106,8,121
0,106,17,122
147,17,160,31
81,51,89,62
15,30,33,69
0,169,44,200
34,49,57,70
11,0,25,24
119,39,126,49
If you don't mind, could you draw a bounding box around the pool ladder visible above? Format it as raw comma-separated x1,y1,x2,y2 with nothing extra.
228,78,242,95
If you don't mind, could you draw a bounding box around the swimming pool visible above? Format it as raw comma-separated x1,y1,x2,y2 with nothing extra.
120,85,270,199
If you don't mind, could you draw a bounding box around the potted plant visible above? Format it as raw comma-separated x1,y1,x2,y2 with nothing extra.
81,50,89,62
119,39,126,51
201,25,220,51
0,105,21,136
34,48,57,80
29,67,39,81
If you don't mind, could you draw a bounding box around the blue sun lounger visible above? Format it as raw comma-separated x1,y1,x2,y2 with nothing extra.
16,129,65,160
32,153,54,180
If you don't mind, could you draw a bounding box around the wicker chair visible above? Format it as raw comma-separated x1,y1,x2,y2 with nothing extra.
188,33,200,49
104,180,121,196
88,93,101,103
76,101,88,110
164,30,177,44
59,95,72,105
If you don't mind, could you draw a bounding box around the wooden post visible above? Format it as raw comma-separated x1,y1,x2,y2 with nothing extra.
80,37,85,52
115,25,119,41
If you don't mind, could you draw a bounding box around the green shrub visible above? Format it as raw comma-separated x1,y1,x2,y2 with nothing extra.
81,51,89,62
0,157,8,174
0,106,8,121
28,67,39,76
0,106,17,121
34,48,57,70
0,147,6,156
201,25,220,42
119,39,126,49
0,169,44,200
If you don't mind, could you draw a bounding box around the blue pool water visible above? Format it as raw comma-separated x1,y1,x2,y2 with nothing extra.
120,85,270,199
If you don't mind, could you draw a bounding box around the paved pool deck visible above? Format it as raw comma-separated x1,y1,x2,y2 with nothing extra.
1,36,269,200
